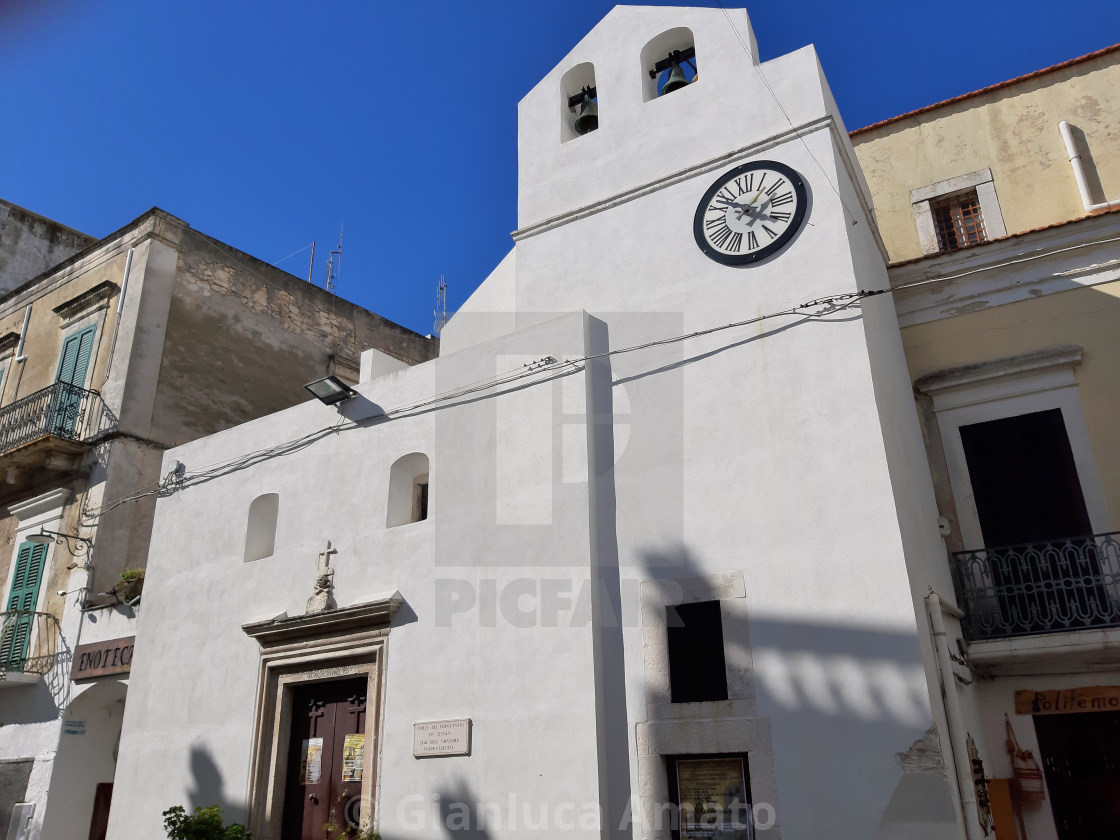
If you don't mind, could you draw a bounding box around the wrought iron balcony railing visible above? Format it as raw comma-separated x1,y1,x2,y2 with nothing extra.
954,532,1120,641
0,381,112,453
0,609,61,679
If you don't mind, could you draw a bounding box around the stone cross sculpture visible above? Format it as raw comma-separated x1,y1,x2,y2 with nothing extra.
306,540,338,614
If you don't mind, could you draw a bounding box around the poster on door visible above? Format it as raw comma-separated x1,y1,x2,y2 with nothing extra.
676,757,752,840
342,733,366,782
300,737,323,784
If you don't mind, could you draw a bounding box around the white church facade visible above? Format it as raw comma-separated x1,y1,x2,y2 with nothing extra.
96,6,1091,839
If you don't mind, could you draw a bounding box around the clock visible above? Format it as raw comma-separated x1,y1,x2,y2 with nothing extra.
693,160,807,265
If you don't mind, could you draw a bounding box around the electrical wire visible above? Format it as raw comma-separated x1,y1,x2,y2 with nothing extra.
79,287,883,523
78,213,1120,523
271,242,316,268
68,224,1120,524
716,2,865,228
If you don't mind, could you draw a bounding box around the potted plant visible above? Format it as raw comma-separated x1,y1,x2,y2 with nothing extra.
113,568,145,602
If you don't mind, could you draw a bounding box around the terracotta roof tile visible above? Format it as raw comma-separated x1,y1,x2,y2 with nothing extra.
850,43,1120,137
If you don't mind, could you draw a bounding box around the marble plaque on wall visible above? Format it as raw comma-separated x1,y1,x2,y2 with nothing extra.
413,718,471,757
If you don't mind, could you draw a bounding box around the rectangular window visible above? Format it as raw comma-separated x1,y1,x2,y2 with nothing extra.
959,409,1090,547
932,190,986,253
667,600,728,703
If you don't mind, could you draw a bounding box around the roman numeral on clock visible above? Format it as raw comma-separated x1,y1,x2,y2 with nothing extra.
764,178,786,196
710,226,733,248
770,211,791,222
770,192,794,208
747,231,758,250
728,232,743,252
763,225,777,240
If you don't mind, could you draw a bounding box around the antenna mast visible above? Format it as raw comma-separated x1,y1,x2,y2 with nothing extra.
434,275,448,335
324,224,343,293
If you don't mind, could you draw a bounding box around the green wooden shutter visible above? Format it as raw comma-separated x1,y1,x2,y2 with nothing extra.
1,542,47,670
53,326,96,437
56,325,96,387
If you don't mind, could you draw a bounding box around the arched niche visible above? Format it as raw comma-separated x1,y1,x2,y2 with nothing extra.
387,453,430,528
244,493,279,562
560,61,598,143
640,27,696,102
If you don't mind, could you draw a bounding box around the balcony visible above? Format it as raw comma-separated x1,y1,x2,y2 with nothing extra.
0,610,61,686
955,532,1120,642
0,382,114,494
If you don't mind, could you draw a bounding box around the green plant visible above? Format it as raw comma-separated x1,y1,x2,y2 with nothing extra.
321,805,379,840
113,567,145,600
162,805,250,840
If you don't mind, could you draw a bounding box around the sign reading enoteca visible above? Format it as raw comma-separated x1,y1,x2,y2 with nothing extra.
1015,686,1120,715
413,718,471,757
71,636,135,681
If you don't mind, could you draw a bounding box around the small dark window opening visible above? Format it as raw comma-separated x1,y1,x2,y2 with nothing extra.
667,600,728,703
932,190,986,253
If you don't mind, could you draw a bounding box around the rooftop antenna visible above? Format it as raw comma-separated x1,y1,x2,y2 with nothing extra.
434,275,448,335
324,223,343,293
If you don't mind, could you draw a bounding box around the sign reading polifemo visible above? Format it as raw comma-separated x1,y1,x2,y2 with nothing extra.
1015,686,1120,715
71,636,135,680
413,718,471,757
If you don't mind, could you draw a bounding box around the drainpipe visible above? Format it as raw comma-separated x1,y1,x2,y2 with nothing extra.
1058,121,1120,212
926,590,985,840
102,246,135,380
14,304,31,362
116,247,134,315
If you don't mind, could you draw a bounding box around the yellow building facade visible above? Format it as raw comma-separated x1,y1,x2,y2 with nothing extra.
854,44,1120,840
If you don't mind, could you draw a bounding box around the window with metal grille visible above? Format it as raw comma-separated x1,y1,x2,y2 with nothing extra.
932,190,987,253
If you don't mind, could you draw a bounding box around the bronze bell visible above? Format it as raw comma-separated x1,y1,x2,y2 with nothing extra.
574,92,598,135
660,62,690,96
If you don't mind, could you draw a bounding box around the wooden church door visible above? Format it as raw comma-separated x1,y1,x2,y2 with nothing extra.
282,677,368,839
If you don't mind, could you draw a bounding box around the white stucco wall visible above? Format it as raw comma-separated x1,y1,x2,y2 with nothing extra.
111,311,612,839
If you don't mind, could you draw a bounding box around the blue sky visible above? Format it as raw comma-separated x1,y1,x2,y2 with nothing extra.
2,1,1117,336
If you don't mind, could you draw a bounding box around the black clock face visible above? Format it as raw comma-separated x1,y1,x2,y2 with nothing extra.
693,160,808,265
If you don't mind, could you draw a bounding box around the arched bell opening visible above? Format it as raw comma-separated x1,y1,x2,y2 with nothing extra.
640,27,697,102
560,62,599,142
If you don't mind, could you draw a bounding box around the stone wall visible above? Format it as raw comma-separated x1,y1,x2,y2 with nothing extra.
0,200,95,295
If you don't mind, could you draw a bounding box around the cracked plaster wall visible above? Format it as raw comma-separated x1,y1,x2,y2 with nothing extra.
852,50,1120,263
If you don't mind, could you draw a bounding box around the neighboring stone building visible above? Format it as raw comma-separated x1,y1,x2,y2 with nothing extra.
0,200,96,296
851,43,1120,840
109,7,958,840
0,207,435,840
